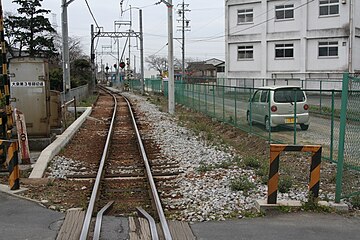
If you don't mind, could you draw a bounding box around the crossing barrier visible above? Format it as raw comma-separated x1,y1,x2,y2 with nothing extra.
268,144,322,204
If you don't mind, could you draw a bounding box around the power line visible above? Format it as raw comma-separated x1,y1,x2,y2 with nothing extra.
84,0,100,28
188,0,315,44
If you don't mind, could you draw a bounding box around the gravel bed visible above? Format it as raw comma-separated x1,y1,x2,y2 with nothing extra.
123,93,336,222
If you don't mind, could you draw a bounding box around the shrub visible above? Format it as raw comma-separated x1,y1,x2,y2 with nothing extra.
278,175,293,193
230,176,255,193
350,195,360,209
243,156,261,168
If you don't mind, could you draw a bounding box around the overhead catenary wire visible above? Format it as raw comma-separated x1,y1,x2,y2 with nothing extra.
84,0,100,28
187,0,313,44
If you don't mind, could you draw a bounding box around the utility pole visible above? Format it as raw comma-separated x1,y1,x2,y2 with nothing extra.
177,1,190,82
61,0,76,101
139,9,145,94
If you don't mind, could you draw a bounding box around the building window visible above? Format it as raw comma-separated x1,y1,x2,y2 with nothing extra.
319,0,339,16
275,44,294,58
275,4,294,20
319,41,338,57
238,46,253,60
238,9,253,24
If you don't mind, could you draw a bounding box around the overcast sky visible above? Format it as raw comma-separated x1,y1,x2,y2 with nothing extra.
3,0,225,70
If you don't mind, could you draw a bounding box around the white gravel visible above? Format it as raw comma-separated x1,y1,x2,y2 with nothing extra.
46,91,337,221
123,93,336,222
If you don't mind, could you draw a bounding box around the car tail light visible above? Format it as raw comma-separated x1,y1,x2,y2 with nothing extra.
303,104,309,110
271,105,277,112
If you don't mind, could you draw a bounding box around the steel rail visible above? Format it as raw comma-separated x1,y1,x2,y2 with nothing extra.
122,95,173,240
136,207,159,240
93,201,114,240
79,89,118,240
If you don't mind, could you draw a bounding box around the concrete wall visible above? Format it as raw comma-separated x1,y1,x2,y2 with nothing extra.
225,0,358,79
61,84,89,103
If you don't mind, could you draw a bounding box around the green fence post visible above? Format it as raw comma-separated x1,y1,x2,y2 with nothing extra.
320,80,323,114
205,84,208,114
293,88,297,145
198,84,201,112
192,83,195,110
335,72,350,203
268,90,271,142
213,84,216,118
330,90,335,162
222,85,225,122
234,87,237,126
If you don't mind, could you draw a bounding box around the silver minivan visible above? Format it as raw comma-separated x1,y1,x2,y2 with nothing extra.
246,86,310,131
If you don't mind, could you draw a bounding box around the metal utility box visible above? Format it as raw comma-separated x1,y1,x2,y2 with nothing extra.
49,90,62,128
9,57,50,137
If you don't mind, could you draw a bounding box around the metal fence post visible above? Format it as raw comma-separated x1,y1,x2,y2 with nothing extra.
335,72,349,203
234,87,237,126
330,90,335,162
293,89,297,145
222,85,225,122
213,84,215,117
205,84,208,114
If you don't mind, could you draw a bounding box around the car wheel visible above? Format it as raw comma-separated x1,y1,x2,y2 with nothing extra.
265,116,273,132
300,124,309,131
246,111,252,125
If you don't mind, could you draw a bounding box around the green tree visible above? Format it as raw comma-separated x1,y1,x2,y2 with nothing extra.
4,0,57,58
71,58,91,88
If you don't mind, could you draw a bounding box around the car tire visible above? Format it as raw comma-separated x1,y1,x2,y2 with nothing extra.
300,124,309,131
265,116,273,132
246,111,252,125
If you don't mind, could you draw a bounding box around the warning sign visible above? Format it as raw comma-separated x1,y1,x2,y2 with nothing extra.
11,81,45,87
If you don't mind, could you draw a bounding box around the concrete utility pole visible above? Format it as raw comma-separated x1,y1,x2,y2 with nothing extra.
157,0,175,114
61,0,76,101
139,9,145,94
177,1,190,81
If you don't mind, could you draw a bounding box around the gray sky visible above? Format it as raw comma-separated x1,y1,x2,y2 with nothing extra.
3,0,225,70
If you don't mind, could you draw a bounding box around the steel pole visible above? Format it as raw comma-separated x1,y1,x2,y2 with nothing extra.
139,9,145,95
61,0,71,101
168,0,175,114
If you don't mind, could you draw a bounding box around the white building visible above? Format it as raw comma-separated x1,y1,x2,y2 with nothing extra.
225,0,359,87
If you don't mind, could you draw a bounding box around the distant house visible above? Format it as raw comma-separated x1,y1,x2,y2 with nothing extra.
186,58,225,80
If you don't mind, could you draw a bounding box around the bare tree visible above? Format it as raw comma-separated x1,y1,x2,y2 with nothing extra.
145,55,168,76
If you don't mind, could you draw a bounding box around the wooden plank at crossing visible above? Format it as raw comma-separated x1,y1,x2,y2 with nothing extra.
129,217,151,240
56,208,85,240
168,221,196,240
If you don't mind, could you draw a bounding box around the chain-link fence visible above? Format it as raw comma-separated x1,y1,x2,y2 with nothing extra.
335,73,360,201
137,76,358,201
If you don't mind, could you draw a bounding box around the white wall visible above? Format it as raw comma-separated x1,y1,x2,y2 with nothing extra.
267,0,301,33
228,1,263,36
267,40,301,72
307,0,350,31
306,37,349,71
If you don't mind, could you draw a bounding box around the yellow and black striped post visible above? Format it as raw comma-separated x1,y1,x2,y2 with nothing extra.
268,144,322,204
1,140,20,190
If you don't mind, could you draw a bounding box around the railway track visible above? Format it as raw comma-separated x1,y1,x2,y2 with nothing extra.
78,87,173,240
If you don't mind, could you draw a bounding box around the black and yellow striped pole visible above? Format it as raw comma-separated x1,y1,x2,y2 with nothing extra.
268,144,322,204
0,140,19,190
268,145,284,204
0,0,13,139
6,141,19,190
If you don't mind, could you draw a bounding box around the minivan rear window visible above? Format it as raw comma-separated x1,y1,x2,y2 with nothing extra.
274,88,305,103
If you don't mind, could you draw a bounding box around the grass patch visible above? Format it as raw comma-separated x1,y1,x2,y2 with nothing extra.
278,175,293,193
78,94,98,107
350,195,360,209
230,176,255,194
243,156,261,168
